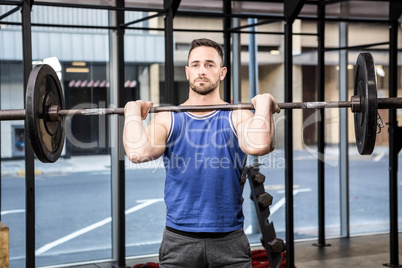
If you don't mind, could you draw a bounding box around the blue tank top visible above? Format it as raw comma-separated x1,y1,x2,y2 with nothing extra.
162,110,247,233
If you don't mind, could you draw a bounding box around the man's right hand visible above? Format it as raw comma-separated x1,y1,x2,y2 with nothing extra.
124,100,154,120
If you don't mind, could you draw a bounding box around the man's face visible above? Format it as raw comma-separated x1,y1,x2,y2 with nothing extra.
185,46,227,96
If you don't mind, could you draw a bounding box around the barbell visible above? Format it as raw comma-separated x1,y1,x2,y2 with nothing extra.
0,53,401,163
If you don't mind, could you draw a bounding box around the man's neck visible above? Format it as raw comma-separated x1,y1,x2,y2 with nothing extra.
183,89,225,106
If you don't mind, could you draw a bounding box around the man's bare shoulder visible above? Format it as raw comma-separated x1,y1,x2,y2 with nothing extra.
149,111,171,133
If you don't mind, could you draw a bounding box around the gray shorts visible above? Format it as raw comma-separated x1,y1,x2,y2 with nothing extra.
159,228,252,268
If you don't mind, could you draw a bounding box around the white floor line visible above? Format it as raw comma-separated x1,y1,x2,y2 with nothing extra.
1,209,25,216
244,225,252,234
373,151,385,162
269,197,286,215
264,188,312,216
245,188,312,234
35,199,163,256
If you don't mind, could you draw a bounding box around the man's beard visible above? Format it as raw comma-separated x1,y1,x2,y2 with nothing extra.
190,77,220,96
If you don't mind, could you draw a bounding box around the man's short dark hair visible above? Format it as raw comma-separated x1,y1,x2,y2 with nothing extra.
188,38,224,66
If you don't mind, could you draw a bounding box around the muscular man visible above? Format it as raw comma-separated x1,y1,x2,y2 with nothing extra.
124,38,279,267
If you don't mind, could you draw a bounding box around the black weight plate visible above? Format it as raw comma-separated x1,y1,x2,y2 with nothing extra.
26,64,65,163
354,53,378,155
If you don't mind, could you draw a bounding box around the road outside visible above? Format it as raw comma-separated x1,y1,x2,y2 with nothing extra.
1,148,401,267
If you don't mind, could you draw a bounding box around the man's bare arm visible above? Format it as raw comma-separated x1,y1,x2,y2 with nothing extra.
123,100,170,163
234,94,280,156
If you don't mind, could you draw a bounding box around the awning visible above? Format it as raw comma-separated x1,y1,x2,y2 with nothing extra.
68,80,137,88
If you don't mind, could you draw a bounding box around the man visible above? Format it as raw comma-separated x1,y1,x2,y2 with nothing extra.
123,38,280,267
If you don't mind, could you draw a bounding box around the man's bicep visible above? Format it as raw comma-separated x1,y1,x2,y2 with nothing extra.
233,110,253,151
146,112,170,153
233,110,254,135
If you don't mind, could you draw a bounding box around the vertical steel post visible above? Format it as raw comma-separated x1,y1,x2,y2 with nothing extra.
338,20,350,238
232,17,241,105
0,60,1,221
248,18,259,231
284,19,295,268
283,1,305,266
223,0,231,103
116,2,126,265
21,0,35,266
164,2,175,105
386,3,401,266
248,18,258,100
0,58,1,220
109,1,126,266
315,0,329,247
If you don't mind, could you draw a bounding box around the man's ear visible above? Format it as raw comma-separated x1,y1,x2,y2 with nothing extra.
220,67,227,81
185,66,189,80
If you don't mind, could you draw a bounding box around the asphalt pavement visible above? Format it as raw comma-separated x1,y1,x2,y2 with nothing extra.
1,154,113,177
0,145,398,267
0,145,391,177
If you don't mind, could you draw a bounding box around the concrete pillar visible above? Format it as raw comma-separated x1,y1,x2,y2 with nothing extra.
150,64,160,104
139,66,150,101
148,12,161,105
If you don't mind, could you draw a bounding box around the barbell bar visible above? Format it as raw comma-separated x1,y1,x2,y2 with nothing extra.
1,97,399,119
53,97,402,115
0,53,401,163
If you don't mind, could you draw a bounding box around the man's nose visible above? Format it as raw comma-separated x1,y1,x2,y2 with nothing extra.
198,65,206,76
